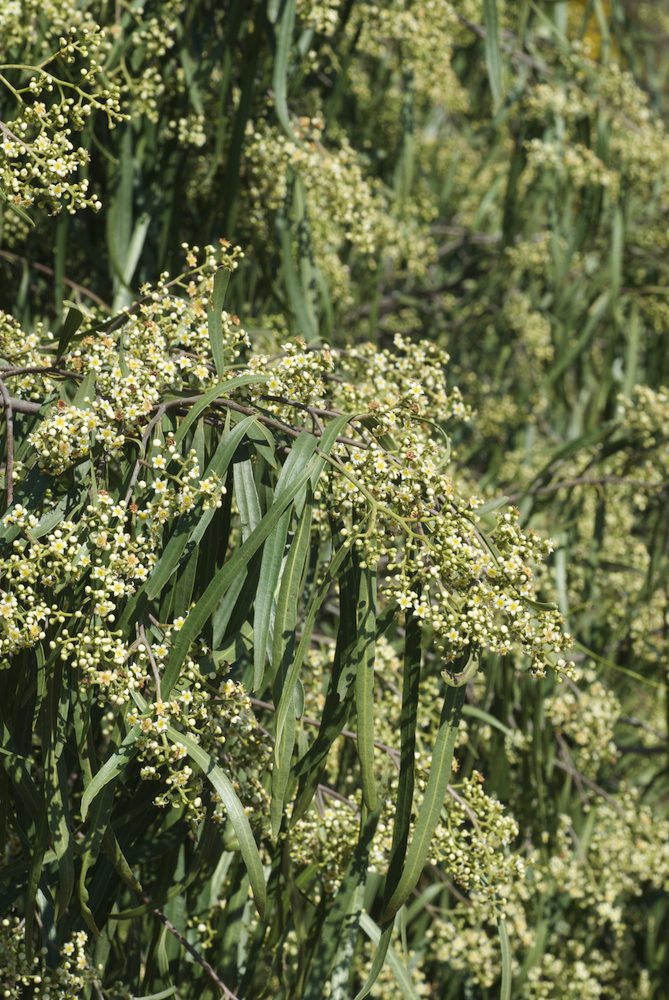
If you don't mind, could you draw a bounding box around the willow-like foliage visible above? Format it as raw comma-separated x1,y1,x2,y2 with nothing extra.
1,2,668,998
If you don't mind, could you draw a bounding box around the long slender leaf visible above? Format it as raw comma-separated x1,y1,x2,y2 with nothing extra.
381,685,465,922
355,566,377,811
164,723,267,919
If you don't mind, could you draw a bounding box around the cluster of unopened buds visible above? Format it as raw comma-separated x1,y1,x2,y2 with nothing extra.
127,663,271,829
0,916,95,998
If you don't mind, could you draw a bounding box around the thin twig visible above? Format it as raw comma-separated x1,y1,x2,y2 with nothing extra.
0,249,111,309
148,901,239,999
619,715,667,740
138,624,161,701
249,697,400,762
124,403,168,504
316,783,358,810
0,364,76,377
553,736,623,812
507,474,667,502
0,377,15,507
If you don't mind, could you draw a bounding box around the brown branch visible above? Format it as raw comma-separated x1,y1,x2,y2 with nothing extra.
5,395,41,415
138,623,161,701
507,474,668,503
0,249,111,310
124,402,172,504
249,697,400,763
0,364,76,377
553,736,623,812
0,377,15,507
165,393,367,451
147,900,239,999
2,384,370,466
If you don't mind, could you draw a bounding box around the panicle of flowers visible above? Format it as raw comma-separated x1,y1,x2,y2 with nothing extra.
248,337,334,405
297,639,524,912
0,916,95,999
313,335,573,679
291,795,360,895
0,21,124,215
3,243,246,473
296,0,343,35
545,672,620,778
1,492,155,666
426,771,523,909
127,654,271,830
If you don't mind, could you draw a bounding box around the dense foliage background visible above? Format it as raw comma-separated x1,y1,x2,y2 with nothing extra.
1,1,669,997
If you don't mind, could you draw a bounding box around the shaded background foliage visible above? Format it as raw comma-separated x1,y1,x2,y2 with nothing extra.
1,1,669,998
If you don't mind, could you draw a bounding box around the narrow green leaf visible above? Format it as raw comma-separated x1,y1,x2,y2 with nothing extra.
122,211,151,289
276,204,317,341
359,913,421,1000
355,566,377,811
208,267,232,377
273,0,296,136
354,608,422,998
123,414,258,614
162,458,315,698
290,551,359,816
172,373,266,447
234,457,262,541
611,204,624,303
270,496,314,834
499,918,512,1000
56,307,83,358
253,433,318,688
304,807,378,1000
381,685,465,922
462,704,513,738
131,989,178,1000
164,722,266,919
274,541,350,778
80,726,140,821
483,0,503,108
353,924,393,1000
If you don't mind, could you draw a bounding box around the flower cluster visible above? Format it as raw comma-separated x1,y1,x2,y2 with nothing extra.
4,238,571,680
523,139,619,198
241,116,438,303
322,337,572,677
0,917,95,1000
418,781,669,998
291,795,360,894
0,245,575,994
427,772,523,907
296,0,343,35
546,674,620,778
0,452,224,682
4,243,246,473
297,638,524,912
128,661,271,830
0,22,124,215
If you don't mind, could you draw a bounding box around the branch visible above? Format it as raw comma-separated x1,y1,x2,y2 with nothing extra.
507,474,668,502
0,249,111,309
249,697,400,763
0,377,15,507
147,900,240,999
